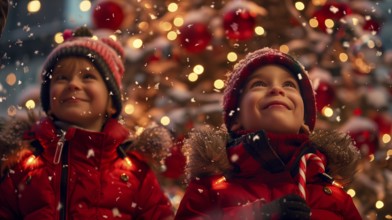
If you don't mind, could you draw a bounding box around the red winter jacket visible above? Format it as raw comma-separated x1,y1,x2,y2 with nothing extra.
0,118,173,220
175,129,362,220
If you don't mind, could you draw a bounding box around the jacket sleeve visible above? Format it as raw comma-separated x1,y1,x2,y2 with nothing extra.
136,168,174,220
0,175,19,219
341,194,362,220
175,177,264,220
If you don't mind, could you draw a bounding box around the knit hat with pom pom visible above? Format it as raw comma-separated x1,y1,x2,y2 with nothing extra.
223,47,316,137
40,26,125,118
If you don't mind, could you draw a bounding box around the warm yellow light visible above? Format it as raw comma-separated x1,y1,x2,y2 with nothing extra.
295,2,305,11
7,105,17,117
214,79,225,90
382,134,391,143
375,200,384,209
160,21,172,31
322,106,333,117
279,45,289,53
255,26,265,35
109,35,117,41
54,32,64,44
91,35,98,40
27,0,41,13
167,3,178,12
6,73,16,86
193,65,204,75
309,18,319,28
135,127,144,136
124,104,135,115
369,154,375,162
173,17,184,27
367,40,375,49
138,22,149,31
347,188,356,197
312,0,327,6
132,38,143,49
79,0,91,12
339,53,348,62
325,19,335,29
160,116,171,126
167,31,177,41
188,73,198,82
25,100,36,110
227,52,238,62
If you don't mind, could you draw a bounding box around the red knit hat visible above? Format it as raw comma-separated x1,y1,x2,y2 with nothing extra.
40,27,125,118
223,47,316,136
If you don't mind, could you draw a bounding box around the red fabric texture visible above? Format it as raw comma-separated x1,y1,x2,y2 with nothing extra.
175,134,361,220
0,117,173,220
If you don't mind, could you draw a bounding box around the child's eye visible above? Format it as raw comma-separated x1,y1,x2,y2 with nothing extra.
82,73,96,80
250,81,267,88
53,74,67,81
283,81,297,88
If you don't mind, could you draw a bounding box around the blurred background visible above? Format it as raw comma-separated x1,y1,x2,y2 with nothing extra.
1,0,392,218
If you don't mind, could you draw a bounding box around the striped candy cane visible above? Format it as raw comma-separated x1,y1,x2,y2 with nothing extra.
298,153,326,200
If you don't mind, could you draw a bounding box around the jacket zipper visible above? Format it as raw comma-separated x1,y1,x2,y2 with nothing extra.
55,131,69,220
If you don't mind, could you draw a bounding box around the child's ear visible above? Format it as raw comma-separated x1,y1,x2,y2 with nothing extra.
106,106,117,118
300,123,310,135
230,117,242,132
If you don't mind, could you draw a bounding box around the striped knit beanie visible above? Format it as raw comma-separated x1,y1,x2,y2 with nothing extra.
40,26,125,118
223,47,316,137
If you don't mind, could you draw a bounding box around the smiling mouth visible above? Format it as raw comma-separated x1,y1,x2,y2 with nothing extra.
263,102,290,110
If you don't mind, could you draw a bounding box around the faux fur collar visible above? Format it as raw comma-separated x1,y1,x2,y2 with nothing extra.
182,126,360,186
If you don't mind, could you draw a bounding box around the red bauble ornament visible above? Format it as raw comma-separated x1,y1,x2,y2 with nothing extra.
223,9,256,41
162,139,186,179
349,129,378,156
372,114,392,135
178,23,212,53
312,2,352,33
315,81,335,112
363,18,381,33
92,1,124,30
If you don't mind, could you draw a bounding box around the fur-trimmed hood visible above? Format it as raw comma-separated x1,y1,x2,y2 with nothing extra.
182,125,360,186
0,116,173,177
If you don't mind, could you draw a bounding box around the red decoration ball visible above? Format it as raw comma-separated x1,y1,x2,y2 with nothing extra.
312,2,352,33
315,81,335,112
92,1,124,30
372,114,392,135
348,129,378,156
178,23,212,53
363,18,381,33
223,9,256,41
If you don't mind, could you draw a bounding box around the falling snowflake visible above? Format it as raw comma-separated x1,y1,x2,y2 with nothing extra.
87,149,95,159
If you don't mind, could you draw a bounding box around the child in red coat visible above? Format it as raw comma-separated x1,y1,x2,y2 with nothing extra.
0,27,174,219
175,48,361,219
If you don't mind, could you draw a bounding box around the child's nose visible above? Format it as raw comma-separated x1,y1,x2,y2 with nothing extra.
268,85,285,96
68,77,82,90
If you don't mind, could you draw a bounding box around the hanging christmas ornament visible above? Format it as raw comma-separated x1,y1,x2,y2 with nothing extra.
363,17,381,34
312,2,352,33
371,113,392,138
92,0,124,30
315,81,335,112
340,116,379,157
178,22,212,53
221,1,266,41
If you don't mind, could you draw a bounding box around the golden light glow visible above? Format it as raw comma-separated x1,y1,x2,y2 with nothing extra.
160,116,171,126
160,21,172,31
124,104,135,115
6,73,17,86
109,35,117,41
375,200,384,209
135,127,144,136
312,0,327,6
132,38,143,49
91,35,98,40
325,19,335,29
347,188,356,197
387,149,392,159
80,0,91,12
188,73,198,82
193,65,204,75
369,154,375,162
339,53,348,62
138,22,149,31
295,2,305,11
255,26,265,35
7,105,17,117
54,32,64,44
214,79,225,90
26,155,36,166
25,100,36,110
27,0,41,13
322,106,334,117
167,3,178,12
173,17,184,27
167,31,177,41
124,157,133,167
367,40,375,49
227,52,238,62
309,18,319,28
382,134,391,143
279,45,289,53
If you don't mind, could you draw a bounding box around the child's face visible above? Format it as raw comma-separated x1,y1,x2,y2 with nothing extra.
232,65,305,134
49,57,114,131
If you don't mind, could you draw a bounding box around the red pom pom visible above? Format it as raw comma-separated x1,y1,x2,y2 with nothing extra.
62,29,73,41
223,9,256,41
92,1,124,30
178,23,212,53
315,81,335,112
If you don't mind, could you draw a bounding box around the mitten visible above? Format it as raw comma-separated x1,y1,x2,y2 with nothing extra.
260,194,311,220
